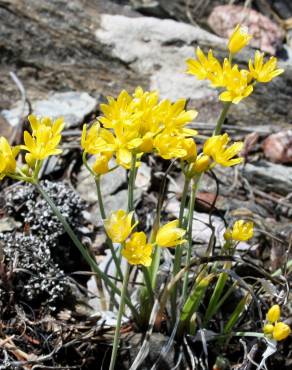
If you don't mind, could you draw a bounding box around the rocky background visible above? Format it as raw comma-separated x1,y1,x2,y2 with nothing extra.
0,1,292,369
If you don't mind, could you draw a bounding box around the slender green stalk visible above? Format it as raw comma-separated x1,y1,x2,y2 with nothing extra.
215,282,237,313
109,263,130,370
214,102,232,135
223,294,250,334
170,176,190,321
33,160,43,181
95,176,107,219
177,274,213,337
34,182,139,319
149,245,161,288
182,177,200,300
203,261,232,326
95,177,124,281
141,265,154,303
127,153,137,212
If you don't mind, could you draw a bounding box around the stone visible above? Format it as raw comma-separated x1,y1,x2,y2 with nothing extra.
135,162,151,190
1,92,97,128
243,161,292,195
262,130,292,164
208,5,285,55
165,197,225,245
96,14,224,121
76,158,127,204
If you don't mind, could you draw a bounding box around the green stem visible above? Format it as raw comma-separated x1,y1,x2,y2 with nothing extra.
203,261,232,326
171,175,190,322
127,153,137,212
214,102,232,135
109,263,130,370
95,177,124,281
34,182,139,319
33,160,43,181
141,265,154,304
149,245,161,288
182,176,200,300
95,176,106,219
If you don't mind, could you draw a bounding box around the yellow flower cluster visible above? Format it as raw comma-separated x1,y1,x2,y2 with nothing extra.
81,88,198,170
104,210,186,266
224,220,254,242
0,115,64,181
263,305,291,341
21,115,64,167
186,25,283,104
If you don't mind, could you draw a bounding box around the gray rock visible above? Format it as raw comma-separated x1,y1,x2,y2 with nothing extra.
96,14,223,120
76,158,127,204
1,91,97,128
243,161,292,195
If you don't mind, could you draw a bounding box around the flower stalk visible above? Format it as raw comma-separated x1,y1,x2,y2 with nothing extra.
182,175,200,300
34,181,139,320
109,262,130,370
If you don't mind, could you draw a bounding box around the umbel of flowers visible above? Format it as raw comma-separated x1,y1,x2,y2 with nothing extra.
0,24,289,370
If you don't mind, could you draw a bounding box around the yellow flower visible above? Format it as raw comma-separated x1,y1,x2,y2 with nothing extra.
92,154,110,175
132,87,162,136
228,24,252,54
99,123,142,169
219,61,253,104
28,115,64,136
190,154,210,173
249,51,284,83
81,123,113,155
139,132,155,153
186,47,222,82
160,99,198,136
21,115,64,161
104,210,137,243
156,220,186,248
122,232,153,266
203,133,243,167
180,138,197,162
263,324,274,335
154,134,187,160
228,220,254,241
267,304,281,323
99,90,141,129
273,322,291,341
0,137,19,179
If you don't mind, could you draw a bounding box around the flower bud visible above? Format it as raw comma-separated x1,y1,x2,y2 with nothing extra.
191,154,210,173
92,154,110,175
224,228,232,241
156,220,186,248
228,24,252,54
181,138,197,162
267,304,281,323
263,324,274,335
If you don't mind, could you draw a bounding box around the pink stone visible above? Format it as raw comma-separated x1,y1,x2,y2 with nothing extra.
263,130,292,163
208,5,285,55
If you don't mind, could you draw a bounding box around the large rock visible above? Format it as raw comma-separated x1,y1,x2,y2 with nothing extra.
96,14,224,121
